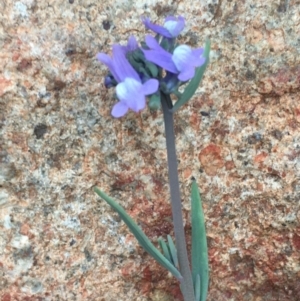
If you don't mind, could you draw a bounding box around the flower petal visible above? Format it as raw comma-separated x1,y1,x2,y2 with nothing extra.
178,67,195,81
164,16,185,37
192,48,204,58
143,36,184,74
97,53,121,82
96,52,110,65
112,45,140,82
194,56,206,68
172,45,193,72
142,17,172,38
191,48,206,67
116,78,140,101
134,95,146,111
126,35,139,52
111,102,129,118
116,78,145,112
142,79,159,95
143,49,177,73
145,35,162,51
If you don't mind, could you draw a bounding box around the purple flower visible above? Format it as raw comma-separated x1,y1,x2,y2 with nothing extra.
142,35,205,82
121,35,139,53
97,43,159,118
142,16,185,38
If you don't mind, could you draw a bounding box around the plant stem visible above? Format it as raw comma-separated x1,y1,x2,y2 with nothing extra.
161,93,195,301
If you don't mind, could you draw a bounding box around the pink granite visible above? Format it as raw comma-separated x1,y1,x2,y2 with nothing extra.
0,0,299,300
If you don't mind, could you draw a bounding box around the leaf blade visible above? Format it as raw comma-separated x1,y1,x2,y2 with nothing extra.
191,181,209,301
194,274,201,301
158,237,172,262
94,187,183,281
167,234,179,268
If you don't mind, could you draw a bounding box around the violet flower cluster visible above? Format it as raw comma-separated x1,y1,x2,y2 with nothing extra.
95,16,210,301
97,16,206,118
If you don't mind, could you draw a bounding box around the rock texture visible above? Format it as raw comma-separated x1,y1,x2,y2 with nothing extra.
0,0,299,300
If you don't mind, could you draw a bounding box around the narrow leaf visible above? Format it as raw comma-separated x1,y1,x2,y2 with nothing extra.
167,235,178,267
194,274,201,301
172,39,211,113
191,180,209,301
94,187,183,281
158,237,172,262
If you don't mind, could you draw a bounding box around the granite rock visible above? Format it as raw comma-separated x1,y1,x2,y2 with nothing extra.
0,0,299,300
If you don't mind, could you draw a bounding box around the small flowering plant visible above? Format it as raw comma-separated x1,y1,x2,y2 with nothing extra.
94,16,210,301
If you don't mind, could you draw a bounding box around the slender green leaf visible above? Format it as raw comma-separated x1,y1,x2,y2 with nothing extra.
191,181,209,301
158,237,172,262
172,39,211,113
167,235,178,268
94,187,183,281
194,274,201,301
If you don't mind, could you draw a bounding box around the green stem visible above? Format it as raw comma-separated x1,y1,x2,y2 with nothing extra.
161,93,195,301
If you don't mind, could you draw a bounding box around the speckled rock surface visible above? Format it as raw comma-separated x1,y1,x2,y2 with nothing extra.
0,0,300,300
